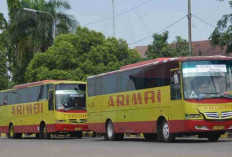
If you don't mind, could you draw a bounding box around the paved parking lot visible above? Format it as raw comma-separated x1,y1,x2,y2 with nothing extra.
0,136,232,157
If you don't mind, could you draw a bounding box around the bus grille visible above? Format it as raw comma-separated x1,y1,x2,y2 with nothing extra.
221,112,232,118
69,119,87,123
205,112,232,119
205,112,219,118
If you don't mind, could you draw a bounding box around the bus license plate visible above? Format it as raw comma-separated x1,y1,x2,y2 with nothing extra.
75,127,82,131
213,126,224,130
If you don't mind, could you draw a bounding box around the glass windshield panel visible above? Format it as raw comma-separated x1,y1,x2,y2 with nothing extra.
55,84,86,110
182,60,232,99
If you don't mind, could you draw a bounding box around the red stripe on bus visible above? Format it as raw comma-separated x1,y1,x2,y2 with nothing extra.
0,126,8,133
88,121,157,133
88,120,232,134
185,98,232,104
0,123,88,134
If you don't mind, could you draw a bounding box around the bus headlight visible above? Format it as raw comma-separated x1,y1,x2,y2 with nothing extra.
56,120,66,123
185,114,200,119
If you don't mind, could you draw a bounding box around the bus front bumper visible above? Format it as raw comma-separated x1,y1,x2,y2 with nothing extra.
48,124,88,133
171,120,232,133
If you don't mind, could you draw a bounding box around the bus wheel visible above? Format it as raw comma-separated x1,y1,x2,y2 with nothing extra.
157,120,175,143
105,120,124,141
143,133,157,141
8,124,15,139
16,133,22,139
36,133,40,139
70,131,83,138
207,133,221,142
39,123,51,139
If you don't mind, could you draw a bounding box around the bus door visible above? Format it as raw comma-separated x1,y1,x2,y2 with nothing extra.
0,92,8,128
169,69,183,129
170,69,182,100
48,89,55,111
0,93,3,118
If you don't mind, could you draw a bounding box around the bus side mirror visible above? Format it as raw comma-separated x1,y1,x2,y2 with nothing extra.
48,90,54,110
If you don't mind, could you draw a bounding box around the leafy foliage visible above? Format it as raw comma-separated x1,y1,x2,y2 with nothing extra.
25,26,141,82
210,0,232,53
146,31,189,59
0,0,77,84
0,32,9,90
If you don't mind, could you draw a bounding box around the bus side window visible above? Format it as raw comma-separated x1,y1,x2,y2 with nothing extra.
48,91,54,110
0,93,2,106
3,92,8,105
170,70,182,100
39,85,48,100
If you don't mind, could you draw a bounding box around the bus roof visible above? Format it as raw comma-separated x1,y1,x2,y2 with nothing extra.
13,80,86,89
120,58,170,70
88,56,232,79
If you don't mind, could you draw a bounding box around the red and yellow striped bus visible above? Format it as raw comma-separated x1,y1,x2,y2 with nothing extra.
0,80,88,139
87,56,232,142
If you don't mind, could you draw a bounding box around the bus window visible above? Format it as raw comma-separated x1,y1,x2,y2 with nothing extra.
39,85,48,100
3,92,8,105
49,91,54,110
0,93,3,106
55,84,86,110
170,70,182,100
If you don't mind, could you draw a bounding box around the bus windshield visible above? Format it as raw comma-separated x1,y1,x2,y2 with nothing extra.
182,60,232,99
55,84,86,110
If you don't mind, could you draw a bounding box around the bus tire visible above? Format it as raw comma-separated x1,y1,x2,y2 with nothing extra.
70,131,82,138
39,123,50,139
8,124,16,139
207,133,221,142
16,133,22,139
143,133,157,141
36,133,40,139
105,120,124,141
157,120,175,143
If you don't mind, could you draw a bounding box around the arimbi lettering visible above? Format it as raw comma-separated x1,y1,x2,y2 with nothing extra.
11,103,44,116
108,90,157,107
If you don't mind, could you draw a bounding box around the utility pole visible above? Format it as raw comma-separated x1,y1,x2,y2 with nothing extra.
112,0,116,37
188,0,192,56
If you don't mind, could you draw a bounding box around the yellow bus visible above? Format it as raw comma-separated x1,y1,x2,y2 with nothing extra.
87,56,232,142
0,80,88,139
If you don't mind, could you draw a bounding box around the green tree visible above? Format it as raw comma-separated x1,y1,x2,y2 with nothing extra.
146,31,189,59
25,26,141,82
210,1,232,53
0,0,77,84
0,32,9,90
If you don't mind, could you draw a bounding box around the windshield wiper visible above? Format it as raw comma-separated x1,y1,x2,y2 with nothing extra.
198,92,222,101
65,106,75,111
217,95,232,99
65,106,86,111
75,106,86,110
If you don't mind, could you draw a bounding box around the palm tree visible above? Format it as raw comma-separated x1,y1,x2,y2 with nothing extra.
0,13,9,90
0,13,8,30
4,0,77,84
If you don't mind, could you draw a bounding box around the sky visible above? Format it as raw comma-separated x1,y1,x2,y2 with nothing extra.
0,0,231,48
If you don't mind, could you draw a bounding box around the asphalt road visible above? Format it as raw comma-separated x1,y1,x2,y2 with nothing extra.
0,136,232,157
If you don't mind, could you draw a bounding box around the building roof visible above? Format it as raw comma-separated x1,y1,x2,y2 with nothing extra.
134,40,229,58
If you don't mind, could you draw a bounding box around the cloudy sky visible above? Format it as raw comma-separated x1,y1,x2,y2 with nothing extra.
0,0,231,47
